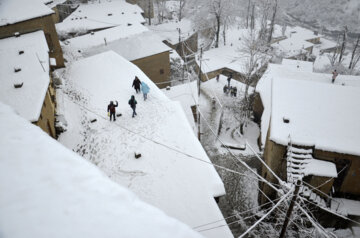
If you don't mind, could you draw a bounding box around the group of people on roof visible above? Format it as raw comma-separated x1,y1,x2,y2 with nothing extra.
107,76,150,121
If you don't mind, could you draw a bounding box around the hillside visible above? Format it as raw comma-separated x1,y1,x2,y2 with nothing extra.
282,0,360,33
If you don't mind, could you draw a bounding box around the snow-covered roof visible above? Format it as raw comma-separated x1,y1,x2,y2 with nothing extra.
82,30,172,61
0,30,50,122
331,198,360,216
56,0,145,35
0,0,54,26
57,51,233,238
162,81,198,133
281,59,313,72
0,102,203,238
304,159,337,178
270,77,360,156
148,19,195,45
198,46,248,74
256,63,360,148
65,23,149,50
272,37,313,58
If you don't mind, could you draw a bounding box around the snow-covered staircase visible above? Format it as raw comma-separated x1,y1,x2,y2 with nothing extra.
286,145,313,183
286,144,328,208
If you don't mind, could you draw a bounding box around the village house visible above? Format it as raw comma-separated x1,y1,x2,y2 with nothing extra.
64,24,172,88
0,31,56,138
255,61,360,220
148,19,198,61
55,0,146,38
126,0,154,19
0,0,65,67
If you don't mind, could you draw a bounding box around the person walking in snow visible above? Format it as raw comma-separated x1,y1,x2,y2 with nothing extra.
141,81,150,101
107,100,118,121
227,74,232,87
216,74,220,82
132,76,141,93
128,95,137,118
332,70,338,83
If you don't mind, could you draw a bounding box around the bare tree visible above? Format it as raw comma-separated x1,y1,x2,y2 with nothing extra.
179,0,186,21
267,0,278,44
338,26,348,63
328,35,342,67
237,29,269,133
258,0,272,41
155,0,166,23
349,34,360,71
246,0,251,29
147,0,152,25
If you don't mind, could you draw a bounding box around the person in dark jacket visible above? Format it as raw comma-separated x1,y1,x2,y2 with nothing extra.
227,74,232,87
107,101,118,121
132,76,141,93
128,95,137,118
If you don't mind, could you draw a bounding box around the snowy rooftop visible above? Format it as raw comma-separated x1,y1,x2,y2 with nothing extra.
270,77,360,156
197,46,248,74
82,30,172,61
0,30,50,122
56,0,145,34
148,19,195,44
57,51,233,238
281,59,313,72
0,102,203,238
272,37,313,58
257,63,360,148
304,158,337,178
162,81,198,133
65,23,148,50
0,0,54,26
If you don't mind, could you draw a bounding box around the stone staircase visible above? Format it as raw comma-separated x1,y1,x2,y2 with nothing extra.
286,144,328,208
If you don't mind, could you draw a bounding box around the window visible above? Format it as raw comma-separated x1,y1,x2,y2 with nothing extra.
160,69,164,75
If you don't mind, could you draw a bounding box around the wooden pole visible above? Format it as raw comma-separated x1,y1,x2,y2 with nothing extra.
197,47,203,141
279,180,301,238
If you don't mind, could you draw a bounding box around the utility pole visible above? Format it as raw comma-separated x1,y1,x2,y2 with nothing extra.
197,47,203,141
148,0,151,25
279,180,301,238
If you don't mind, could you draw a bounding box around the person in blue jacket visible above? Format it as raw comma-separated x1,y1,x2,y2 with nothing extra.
141,81,150,101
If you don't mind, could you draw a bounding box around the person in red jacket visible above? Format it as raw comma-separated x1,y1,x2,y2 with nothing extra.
107,101,118,121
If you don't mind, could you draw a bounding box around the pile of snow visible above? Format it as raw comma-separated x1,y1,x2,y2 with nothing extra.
56,51,233,238
83,30,172,61
0,102,203,238
270,77,360,156
0,30,49,122
148,19,194,45
303,158,337,178
56,0,145,35
0,0,54,26
256,63,360,147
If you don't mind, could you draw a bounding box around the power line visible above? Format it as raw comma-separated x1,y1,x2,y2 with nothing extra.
239,188,293,238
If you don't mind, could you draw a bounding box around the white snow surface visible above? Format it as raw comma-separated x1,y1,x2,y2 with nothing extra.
0,0,54,26
162,81,198,134
0,102,204,238
83,30,172,61
65,23,149,51
148,19,194,45
257,63,360,148
270,77,360,156
303,159,337,178
331,198,360,216
56,0,145,34
0,30,49,122
57,51,233,238
281,59,313,72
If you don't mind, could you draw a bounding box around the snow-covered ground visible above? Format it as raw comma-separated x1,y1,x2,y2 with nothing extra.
0,102,203,238
56,51,233,238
